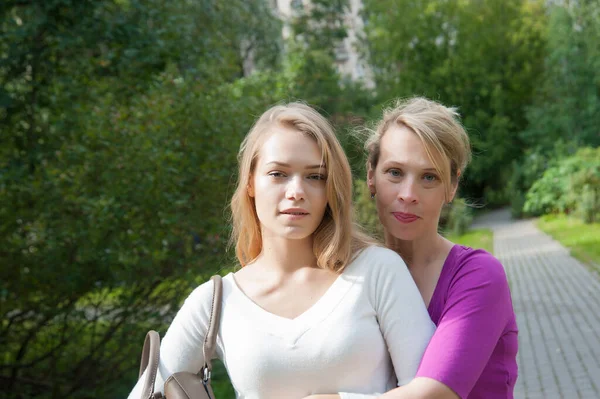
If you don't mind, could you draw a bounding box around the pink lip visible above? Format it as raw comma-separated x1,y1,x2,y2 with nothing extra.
392,212,419,224
280,208,309,219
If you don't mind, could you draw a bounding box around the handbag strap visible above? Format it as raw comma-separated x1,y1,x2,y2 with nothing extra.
137,275,222,398
202,275,223,381
139,330,161,399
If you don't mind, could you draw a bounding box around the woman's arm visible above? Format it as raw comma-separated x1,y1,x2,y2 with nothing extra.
333,248,435,399
369,248,436,386
304,379,458,399
312,249,433,399
393,252,515,399
378,377,458,399
127,281,215,399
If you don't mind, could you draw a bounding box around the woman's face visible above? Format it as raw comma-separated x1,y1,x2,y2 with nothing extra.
250,126,328,241
368,124,454,242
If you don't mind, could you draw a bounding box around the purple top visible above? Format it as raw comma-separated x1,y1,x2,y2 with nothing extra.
415,245,518,399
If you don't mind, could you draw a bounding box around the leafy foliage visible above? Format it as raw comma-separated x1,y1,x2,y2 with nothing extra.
524,147,600,222
353,179,382,239
362,0,547,204
0,1,283,397
2,0,600,397
445,198,474,237
523,3,600,152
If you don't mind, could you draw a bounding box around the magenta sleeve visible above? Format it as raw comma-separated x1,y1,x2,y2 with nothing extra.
415,254,513,398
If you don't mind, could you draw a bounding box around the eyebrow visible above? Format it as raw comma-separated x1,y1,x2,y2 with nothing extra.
381,161,438,172
266,161,327,170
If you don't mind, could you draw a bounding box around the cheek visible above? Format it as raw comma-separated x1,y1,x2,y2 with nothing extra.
374,180,396,206
255,176,284,196
422,190,446,214
253,178,279,207
314,185,328,210
253,175,269,191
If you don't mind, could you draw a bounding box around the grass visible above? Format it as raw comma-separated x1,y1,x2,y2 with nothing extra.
445,228,494,254
536,213,600,275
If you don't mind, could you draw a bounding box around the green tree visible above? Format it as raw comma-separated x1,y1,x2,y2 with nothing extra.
362,0,547,204
523,2,600,151
281,0,350,115
0,1,282,397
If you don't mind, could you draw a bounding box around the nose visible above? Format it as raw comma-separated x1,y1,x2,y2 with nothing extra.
286,176,306,201
397,178,418,204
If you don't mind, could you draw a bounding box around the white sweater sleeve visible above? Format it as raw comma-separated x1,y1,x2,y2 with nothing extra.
339,247,436,398
371,247,435,385
127,281,214,399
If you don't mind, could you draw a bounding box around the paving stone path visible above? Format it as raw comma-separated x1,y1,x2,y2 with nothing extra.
471,209,600,399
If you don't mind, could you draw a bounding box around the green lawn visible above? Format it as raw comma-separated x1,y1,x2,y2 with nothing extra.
446,228,494,254
537,213,600,275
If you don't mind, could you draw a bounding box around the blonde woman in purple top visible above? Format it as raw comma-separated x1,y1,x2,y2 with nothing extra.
366,97,519,399
303,97,517,399
304,98,518,399
306,97,519,399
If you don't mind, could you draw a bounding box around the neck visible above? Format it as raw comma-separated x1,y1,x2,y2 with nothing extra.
255,233,318,275
386,230,450,270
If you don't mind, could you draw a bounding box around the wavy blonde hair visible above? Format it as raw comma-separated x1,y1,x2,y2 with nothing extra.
230,102,375,272
365,97,472,201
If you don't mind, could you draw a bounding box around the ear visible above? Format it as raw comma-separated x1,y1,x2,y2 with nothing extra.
367,165,376,195
448,170,461,203
247,176,255,198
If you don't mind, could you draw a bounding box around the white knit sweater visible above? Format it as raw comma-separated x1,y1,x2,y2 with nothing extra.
128,246,435,399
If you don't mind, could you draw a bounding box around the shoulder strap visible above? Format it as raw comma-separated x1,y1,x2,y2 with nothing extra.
139,330,161,399
202,275,223,379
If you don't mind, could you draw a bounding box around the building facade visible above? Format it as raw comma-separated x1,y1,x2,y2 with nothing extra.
274,0,374,87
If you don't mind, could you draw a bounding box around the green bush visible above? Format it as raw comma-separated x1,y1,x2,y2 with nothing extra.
524,147,600,222
510,191,527,219
571,167,600,223
0,67,287,398
507,147,560,218
445,198,474,236
580,186,599,224
353,179,383,240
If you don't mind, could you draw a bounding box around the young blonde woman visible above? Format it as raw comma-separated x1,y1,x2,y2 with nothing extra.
367,97,518,399
128,102,435,399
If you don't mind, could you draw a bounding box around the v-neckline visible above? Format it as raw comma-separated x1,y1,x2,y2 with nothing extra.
224,252,364,343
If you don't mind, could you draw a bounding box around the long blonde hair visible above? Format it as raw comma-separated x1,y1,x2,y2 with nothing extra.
230,102,374,272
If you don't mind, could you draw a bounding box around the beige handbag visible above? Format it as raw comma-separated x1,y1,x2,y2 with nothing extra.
137,275,223,399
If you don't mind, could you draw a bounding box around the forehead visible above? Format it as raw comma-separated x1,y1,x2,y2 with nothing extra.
379,124,433,166
257,126,324,166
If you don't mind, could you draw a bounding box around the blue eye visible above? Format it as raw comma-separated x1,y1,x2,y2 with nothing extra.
269,172,286,178
423,174,438,182
387,169,401,177
308,174,326,181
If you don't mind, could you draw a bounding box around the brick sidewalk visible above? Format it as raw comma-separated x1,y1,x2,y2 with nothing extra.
472,209,600,399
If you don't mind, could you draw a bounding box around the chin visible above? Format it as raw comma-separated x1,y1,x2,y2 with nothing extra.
280,227,315,240
384,222,421,242
389,230,420,242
